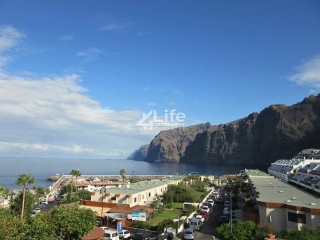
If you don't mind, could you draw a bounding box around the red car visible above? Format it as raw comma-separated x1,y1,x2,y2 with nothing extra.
197,210,209,219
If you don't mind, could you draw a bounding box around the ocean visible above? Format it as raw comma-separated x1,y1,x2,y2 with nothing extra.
0,157,250,189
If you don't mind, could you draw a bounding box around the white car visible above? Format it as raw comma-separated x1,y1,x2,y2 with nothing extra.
104,229,119,240
223,207,230,215
201,205,210,213
34,208,41,213
194,214,205,223
118,229,131,239
183,228,195,240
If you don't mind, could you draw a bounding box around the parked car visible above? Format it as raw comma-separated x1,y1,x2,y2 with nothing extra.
101,227,110,232
131,232,149,240
219,215,229,225
201,205,210,213
194,214,205,223
118,229,131,239
104,229,119,240
31,210,37,217
215,197,224,204
207,198,214,204
205,201,214,208
157,232,174,240
190,217,203,231
197,210,209,220
223,207,230,215
182,227,195,240
34,208,41,213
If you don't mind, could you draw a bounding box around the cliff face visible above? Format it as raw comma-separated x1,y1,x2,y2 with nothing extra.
127,144,149,160
129,94,320,166
145,123,213,162
181,113,258,164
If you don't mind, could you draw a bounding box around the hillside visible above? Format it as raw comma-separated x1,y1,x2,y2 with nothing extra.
129,94,320,166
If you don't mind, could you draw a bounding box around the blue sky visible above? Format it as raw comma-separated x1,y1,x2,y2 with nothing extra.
0,0,320,158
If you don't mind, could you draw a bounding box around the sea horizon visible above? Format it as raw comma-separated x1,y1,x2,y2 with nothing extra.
0,157,263,190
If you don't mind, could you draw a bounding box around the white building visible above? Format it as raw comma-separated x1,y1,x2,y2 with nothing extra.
246,169,320,231
90,177,182,207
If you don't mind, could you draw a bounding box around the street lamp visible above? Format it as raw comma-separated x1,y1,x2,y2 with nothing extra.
100,186,106,226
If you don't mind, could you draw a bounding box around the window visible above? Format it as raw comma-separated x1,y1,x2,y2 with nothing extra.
134,197,137,203
149,192,151,197
288,212,306,224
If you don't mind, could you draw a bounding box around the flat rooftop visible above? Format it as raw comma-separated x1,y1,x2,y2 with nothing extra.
247,170,320,209
97,176,184,195
245,169,273,178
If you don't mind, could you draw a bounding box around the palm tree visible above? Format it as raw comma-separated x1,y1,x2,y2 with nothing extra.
120,169,126,181
15,173,35,219
70,169,81,184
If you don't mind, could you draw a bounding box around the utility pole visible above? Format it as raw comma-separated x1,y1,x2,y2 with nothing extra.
230,182,233,233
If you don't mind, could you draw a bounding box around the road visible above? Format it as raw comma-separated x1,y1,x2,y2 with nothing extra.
178,186,226,240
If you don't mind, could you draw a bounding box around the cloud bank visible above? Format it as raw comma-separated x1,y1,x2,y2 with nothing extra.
289,55,320,89
0,72,155,158
0,25,156,158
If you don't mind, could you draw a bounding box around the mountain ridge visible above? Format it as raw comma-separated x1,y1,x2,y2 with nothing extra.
129,94,320,166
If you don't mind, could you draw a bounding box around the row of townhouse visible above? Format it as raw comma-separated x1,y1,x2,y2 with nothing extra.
79,176,184,227
290,163,320,194
89,177,183,207
267,149,320,195
245,169,320,232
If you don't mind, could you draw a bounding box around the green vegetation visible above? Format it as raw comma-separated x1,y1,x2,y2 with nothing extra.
0,205,97,240
15,173,35,219
60,184,91,204
278,226,320,240
162,176,209,204
120,168,126,181
217,221,320,240
10,191,36,219
217,221,272,240
147,208,181,226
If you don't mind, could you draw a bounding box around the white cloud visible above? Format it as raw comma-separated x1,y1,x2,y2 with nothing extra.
59,35,74,42
0,25,25,68
146,102,157,106
0,72,157,158
76,47,103,61
0,25,158,159
289,55,320,89
99,21,133,32
137,31,152,37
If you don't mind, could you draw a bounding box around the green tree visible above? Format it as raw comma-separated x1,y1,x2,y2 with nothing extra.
26,210,58,240
60,184,77,196
77,190,91,200
278,226,320,240
70,169,81,185
11,191,36,219
120,168,126,181
0,209,28,240
15,173,35,220
0,185,10,198
162,185,196,203
32,186,48,196
217,221,257,240
51,205,97,240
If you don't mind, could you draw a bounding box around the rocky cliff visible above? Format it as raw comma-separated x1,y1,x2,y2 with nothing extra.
129,94,320,166
145,123,213,163
127,144,149,160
